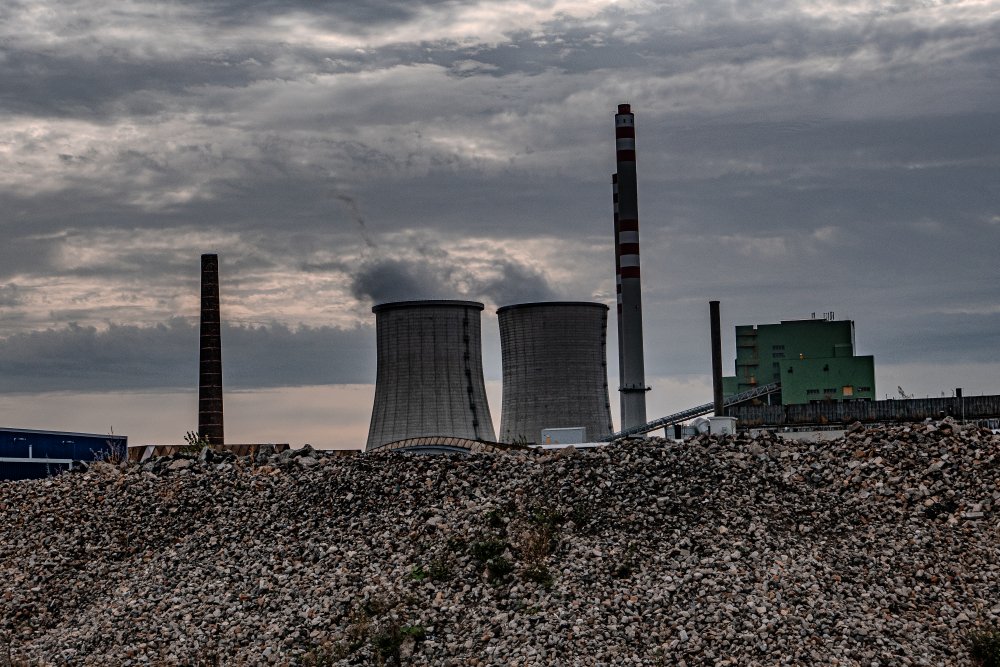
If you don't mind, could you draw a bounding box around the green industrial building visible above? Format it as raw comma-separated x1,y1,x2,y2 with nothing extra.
723,316,875,406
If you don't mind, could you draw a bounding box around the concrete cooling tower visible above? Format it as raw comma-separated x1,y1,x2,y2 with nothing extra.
366,300,496,451
498,302,613,443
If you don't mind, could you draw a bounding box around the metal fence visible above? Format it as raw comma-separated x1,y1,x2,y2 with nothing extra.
729,395,1000,426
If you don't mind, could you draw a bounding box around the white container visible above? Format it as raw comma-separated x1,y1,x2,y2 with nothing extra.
540,427,587,445
709,416,738,435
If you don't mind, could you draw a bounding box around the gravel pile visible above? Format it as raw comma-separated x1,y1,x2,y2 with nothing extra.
1,419,999,666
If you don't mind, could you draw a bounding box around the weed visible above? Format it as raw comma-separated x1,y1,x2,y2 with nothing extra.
568,499,600,534
445,536,468,553
517,523,556,563
428,557,453,581
410,557,453,582
300,646,337,666
484,508,506,529
470,539,507,562
522,564,553,587
968,625,1000,667
371,624,426,664
485,556,514,580
612,562,635,578
99,426,128,466
182,430,210,454
527,506,564,530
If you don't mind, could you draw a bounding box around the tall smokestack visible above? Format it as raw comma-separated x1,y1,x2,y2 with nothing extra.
612,173,624,409
198,253,224,445
710,300,725,417
613,103,649,430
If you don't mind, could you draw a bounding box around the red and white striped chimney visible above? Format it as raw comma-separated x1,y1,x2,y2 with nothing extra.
612,173,624,406
613,103,649,430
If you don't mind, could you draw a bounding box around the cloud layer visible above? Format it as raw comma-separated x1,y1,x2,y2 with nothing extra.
1,0,998,412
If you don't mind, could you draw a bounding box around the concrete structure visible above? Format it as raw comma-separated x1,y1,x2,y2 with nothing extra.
498,302,613,443
1,427,127,480
710,301,725,417
724,314,875,406
198,253,224,445
612,103,649,430
366,300,496,451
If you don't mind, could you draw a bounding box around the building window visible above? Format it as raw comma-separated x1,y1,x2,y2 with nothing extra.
806,389,820,395
823,388,838,394
772,344,785,351
773,352,785,359
843,385,854,397
858,386,871,392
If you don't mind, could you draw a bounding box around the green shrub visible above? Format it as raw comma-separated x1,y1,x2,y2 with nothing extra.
522,564,553,587
470,539,507,562
182,430,210,454
485,556,513,580
428,557,453,581
484,508,506,529
370,624,426,662
968,626,1000,667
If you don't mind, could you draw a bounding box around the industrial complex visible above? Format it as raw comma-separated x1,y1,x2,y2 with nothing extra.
3,101,999,477
724,314,876,406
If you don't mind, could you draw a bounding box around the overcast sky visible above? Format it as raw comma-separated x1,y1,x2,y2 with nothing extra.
1,0,998,447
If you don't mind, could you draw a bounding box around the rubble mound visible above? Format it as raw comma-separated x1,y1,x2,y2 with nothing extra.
1,420,998,665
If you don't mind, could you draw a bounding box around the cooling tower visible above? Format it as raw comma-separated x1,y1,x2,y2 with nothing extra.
498,302,613,443
198,253,224,445
365,300,496,451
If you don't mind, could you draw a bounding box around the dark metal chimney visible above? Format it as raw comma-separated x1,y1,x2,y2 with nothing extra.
198,253,224,445
710,300,725,417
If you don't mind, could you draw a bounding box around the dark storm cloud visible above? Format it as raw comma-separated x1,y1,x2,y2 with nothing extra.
1,0,999,405
0,319,373,393
0,50,270,119
193,0,475,31
350,254,557,306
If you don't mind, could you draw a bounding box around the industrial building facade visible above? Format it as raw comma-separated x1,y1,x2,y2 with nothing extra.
724,316,875,406
0,427,128,480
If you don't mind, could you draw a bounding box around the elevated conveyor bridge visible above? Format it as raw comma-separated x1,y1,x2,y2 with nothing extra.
603,383,781,441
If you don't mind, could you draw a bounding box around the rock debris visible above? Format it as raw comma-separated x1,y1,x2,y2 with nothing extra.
1,420,998,665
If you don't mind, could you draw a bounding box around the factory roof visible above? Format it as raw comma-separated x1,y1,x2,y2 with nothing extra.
0,426,126,440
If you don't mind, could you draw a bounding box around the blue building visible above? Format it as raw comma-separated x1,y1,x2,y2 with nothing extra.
0,427,128,481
